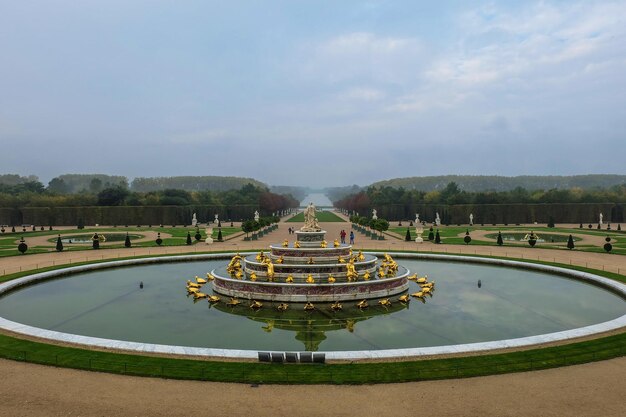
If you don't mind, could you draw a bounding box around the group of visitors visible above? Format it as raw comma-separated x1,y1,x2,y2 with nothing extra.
339,230,355,244
287,227,295,234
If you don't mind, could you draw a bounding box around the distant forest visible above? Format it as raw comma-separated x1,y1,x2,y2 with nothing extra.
0,174,298,213
369,175,626,192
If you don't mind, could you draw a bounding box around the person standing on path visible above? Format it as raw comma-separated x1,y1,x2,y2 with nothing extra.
349,231,355,244
340,229,346,244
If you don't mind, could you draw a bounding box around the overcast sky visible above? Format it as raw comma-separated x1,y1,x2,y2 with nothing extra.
1,1,625,188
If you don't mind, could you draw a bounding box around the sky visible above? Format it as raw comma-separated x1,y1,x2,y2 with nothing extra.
1,0,625,188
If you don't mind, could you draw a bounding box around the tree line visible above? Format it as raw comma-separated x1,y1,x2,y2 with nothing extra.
335,182,626,212
0,181,298,214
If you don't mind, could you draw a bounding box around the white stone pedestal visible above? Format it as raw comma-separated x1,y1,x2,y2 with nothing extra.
205,237,214,245
415,237,423,243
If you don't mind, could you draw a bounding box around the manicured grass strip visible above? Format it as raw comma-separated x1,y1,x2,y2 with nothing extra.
0,332,623,384
287,211,345,223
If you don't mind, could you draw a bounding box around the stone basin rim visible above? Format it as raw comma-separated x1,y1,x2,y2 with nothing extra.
0,252,624,360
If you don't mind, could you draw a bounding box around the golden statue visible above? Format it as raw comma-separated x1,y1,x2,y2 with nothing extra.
294,241,300,248
301,202,321,232
356,300,368,309
357,251,365,261
377,268,386,278
378,298,392,307
327,275,336,283
275,255,284,264
226,254,243,274
346,259,358,282
307,257,315,264
249,272,258,281
250,300,263,309
331,301,343,311
263,258,275,280
286,275,294,283
337,256,346,263
306,274,315,284
277,303,289,311
304,302,315,311
363,271,371,280
320,240,327,248
282,239,289,247
333,239,340,248
255,251,265,262
207,295,220,303
398,294,410,303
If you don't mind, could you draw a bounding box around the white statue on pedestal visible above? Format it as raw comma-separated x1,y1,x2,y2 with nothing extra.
191,213,198,227
301,202,321,232
205,227,213,244
469,213,474,226
435,212,441,226
372,209,378,220
599,212,603,225
415,213,420,224
415,226,424,243
214,214,219,224
254,210,259,222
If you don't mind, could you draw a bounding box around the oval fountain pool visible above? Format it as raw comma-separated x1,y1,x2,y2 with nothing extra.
0,254,624,360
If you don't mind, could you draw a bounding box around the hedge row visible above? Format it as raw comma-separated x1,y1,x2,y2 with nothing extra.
0,205,259,226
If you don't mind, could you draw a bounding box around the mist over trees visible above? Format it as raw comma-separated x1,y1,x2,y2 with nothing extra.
130,176,265,192
370,175,626,193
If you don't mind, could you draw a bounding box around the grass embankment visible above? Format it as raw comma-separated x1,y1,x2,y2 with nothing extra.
0,331,623,384
287,211,345,223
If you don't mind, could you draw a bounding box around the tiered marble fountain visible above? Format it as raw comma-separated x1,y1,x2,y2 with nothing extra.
211,203,410,303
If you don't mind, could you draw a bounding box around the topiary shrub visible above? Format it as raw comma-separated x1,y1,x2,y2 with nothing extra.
56,235,63,252
428,227,434,241
579,223,583,228
186,232,192,245
618,224,622,231
435,229,441,244
156,232,163,246
528,232,537,247
217,228,223,242
497,231,503,246
11,226,15,233
77,219,85,230
604,237,612,253
464,229,471,245
567,234,575,250
405,228,411,241
92,233,100,249
124,233,131,248
18,237,28,254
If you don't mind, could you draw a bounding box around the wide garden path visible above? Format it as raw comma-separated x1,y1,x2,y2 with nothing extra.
0,212,624,416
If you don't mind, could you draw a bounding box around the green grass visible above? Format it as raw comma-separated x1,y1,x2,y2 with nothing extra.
0,330,623,384
287,211,345,223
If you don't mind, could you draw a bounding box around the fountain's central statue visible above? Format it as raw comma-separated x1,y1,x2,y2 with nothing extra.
301,202,321,232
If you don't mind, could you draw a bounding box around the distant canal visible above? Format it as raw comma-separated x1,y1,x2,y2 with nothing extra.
300,193,333,208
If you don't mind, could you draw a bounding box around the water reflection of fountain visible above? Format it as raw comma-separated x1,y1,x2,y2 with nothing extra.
212,298,411,351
